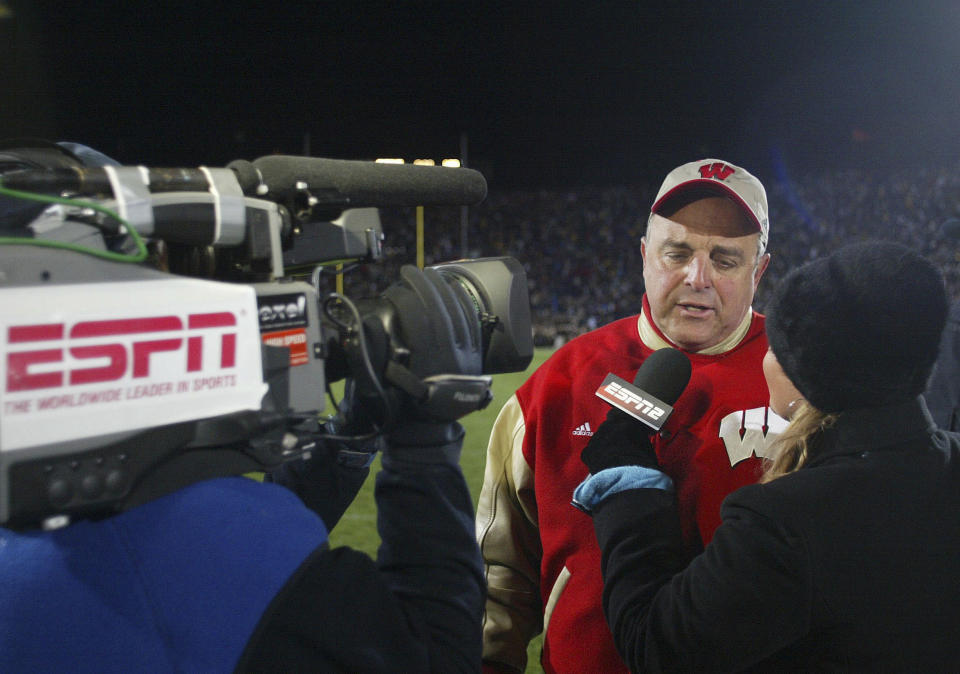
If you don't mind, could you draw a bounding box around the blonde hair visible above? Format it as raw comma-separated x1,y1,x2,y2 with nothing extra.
761,402,838,483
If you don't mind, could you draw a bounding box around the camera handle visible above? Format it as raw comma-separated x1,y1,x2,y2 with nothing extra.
383,360,493,422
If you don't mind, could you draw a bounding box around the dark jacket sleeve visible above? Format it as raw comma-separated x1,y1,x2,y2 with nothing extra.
238,428,484,673
592,485,812,673
265,438,376,531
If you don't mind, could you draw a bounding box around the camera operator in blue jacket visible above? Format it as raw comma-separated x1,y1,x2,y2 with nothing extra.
0,268,485,673
0,141,486,672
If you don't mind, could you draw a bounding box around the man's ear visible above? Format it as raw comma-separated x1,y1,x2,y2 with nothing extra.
754,253,771,290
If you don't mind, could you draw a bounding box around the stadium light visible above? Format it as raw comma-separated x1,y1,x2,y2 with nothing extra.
372,144,470,263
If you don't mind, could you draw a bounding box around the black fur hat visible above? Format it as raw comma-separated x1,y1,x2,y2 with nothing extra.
765,240,947,413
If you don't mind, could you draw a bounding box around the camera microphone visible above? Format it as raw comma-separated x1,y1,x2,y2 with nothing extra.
240,155,488,208
1,156,488,210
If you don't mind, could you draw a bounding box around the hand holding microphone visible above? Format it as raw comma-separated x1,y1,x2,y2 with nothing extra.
581,348,691,474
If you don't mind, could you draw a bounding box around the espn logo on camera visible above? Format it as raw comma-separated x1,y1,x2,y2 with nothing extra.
0,278,267,452
595,373,673,431
5,313,239,392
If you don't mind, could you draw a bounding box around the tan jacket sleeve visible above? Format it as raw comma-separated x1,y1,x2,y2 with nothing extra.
475,394,542,672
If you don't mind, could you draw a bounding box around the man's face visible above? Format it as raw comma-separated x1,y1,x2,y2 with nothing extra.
641,196,769,352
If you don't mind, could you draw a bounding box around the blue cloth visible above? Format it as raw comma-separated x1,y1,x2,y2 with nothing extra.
572,465,674,513
0,477,328,672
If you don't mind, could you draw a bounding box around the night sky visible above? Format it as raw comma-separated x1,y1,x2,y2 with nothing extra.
4,0,960,188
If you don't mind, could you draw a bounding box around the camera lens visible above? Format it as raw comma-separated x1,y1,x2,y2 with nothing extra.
429,257,533,374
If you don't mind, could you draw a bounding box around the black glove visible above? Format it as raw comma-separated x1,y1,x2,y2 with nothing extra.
355,265,491,428
580,406,660,474
382,265,483,384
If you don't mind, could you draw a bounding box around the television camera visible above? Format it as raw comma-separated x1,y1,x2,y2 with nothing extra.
0,141,533,529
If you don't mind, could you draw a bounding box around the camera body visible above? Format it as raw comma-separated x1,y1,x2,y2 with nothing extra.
0,144,533,528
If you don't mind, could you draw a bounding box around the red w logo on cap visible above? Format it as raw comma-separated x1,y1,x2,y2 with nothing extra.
699,163,735,181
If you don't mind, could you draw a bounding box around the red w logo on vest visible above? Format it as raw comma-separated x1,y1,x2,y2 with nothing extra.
699,162,735,181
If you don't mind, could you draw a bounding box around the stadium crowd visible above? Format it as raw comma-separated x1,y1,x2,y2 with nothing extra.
344,161,960,346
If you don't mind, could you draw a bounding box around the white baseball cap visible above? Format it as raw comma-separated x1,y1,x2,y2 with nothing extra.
651,159,769,252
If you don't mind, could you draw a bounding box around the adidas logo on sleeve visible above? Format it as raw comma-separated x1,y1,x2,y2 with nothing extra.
572,422,594,437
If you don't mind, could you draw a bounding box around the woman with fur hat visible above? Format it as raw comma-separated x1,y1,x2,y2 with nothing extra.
574,240,960,671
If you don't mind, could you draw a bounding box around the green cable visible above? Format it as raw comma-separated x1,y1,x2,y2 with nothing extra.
0,181,149,263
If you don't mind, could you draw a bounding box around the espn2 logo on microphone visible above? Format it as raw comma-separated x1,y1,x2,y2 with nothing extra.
595,373,673,431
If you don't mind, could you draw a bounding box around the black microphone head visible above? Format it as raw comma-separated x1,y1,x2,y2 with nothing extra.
633,348,692,405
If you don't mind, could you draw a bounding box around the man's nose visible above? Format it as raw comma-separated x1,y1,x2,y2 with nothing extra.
683,256,711,290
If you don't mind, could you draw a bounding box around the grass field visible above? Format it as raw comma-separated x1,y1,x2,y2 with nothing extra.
327,347,553,673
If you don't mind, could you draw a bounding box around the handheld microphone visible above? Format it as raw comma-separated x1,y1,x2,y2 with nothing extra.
579,348,691,481
595,348,691,431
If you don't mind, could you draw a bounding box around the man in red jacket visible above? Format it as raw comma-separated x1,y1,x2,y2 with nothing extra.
476,159,784,673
